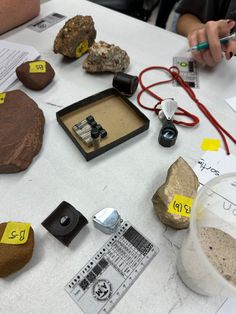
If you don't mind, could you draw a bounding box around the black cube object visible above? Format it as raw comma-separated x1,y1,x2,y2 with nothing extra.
41,201,88,246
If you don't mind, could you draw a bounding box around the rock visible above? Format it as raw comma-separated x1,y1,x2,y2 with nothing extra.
53,15,96,58
0,90,45,173
152,157,199,229
16,60,55,90
83,41,130,73
0,223,34,277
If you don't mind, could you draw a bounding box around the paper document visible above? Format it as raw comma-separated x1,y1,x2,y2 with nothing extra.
193,148,236,185
225,96,236,113
0,40,40,91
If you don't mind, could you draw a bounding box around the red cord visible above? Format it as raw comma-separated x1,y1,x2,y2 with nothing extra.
137,65,236,155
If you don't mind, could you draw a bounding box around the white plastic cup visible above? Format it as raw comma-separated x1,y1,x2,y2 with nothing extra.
177,173,236,296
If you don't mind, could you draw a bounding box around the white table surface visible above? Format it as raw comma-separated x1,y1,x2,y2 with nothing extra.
1,0,236,313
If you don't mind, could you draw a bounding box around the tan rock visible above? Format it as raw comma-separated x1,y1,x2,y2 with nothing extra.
152,157,199,229
53,15,96,58
83,41,130,73
0,223,34,277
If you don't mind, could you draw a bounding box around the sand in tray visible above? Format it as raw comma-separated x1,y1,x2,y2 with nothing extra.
199,227,236,285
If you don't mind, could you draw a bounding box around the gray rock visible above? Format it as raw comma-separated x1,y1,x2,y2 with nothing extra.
152,157,199,229
83,41,130,73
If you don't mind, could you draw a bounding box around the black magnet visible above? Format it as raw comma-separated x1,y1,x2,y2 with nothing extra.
41,201,88,246
113,72,138,97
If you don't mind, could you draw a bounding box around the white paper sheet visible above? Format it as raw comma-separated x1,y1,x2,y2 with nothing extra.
193,148,236,185
0,40,40,91
225,96,236,113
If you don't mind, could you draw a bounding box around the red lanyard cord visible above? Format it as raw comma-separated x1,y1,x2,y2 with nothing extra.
137,65,236,155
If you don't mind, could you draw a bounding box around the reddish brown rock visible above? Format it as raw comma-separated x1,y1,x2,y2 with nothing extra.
0,90,45,173
16,60,55,90
53,15,96,58
0,222,34,277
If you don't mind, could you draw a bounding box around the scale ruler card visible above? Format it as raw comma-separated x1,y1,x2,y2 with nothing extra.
173,56,199,88
65,221,159,314
28,13,66,32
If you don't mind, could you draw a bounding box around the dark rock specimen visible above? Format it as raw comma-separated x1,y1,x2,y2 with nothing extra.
152,157,199,229
16,60,55,90
0,223,34,277
53,15,96,58
0,90,45,173
83,41,130,73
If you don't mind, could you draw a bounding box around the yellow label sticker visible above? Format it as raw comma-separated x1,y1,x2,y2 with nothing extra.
201,138,221,151
0,93,6,104
76,40,89,58
167,195,193,218
0,222,31,245
29,61,46,73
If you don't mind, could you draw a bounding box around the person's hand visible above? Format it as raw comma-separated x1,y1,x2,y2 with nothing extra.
188,19,236,67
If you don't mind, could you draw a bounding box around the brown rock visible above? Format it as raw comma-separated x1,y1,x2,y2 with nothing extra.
0,90,45,173
53,15,96,58
0,223,34,277
16,60,55,90
83,41,130,73
152,157,199,229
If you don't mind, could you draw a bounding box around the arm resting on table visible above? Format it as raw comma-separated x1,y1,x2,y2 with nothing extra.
0,0,40,35
176,13,204,37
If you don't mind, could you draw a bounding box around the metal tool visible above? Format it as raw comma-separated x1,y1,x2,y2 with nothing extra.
188,32,236,52
158,99,178,147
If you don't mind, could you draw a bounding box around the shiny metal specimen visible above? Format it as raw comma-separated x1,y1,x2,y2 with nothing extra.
93,208,122,234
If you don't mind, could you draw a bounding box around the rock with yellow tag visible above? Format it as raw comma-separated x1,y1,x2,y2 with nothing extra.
152,157,199,229
0,222,34,277
53,15,96,58
16,60,55,90
83,41,130,73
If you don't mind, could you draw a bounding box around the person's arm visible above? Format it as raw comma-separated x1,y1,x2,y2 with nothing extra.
177,13,236,67
176,13,204,37
0,0,40,35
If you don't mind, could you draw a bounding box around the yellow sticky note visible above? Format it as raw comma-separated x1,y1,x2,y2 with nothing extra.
167,195,193,218
0,222,31,245
201,138,221,151
76,40,89,58
0,93,6,104
29,61,46,73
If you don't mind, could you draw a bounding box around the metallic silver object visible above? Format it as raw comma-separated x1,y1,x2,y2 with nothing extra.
158,98,178,121
93,208,122,234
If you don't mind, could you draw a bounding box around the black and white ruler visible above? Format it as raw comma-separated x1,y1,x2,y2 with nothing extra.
65,221,159,314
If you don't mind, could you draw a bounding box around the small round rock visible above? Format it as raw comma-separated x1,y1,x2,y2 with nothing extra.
0,222,35,277
16,60,55,90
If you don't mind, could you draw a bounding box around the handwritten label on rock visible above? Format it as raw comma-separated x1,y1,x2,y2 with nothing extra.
29,61,46,73
0,222,31,244
168,195,193,218
0,93,6,104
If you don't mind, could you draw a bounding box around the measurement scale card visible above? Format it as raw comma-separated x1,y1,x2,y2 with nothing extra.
28,13,66,32
173,56,199,88
65,221,159,314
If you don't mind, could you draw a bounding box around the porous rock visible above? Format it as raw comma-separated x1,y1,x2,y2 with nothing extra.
16,60,55,90
0,90,45,173
83,41,130,73
152,157,199,229
53,15,96,58
0,223,34,277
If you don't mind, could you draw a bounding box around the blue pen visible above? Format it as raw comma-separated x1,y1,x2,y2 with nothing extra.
188,32,236,52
